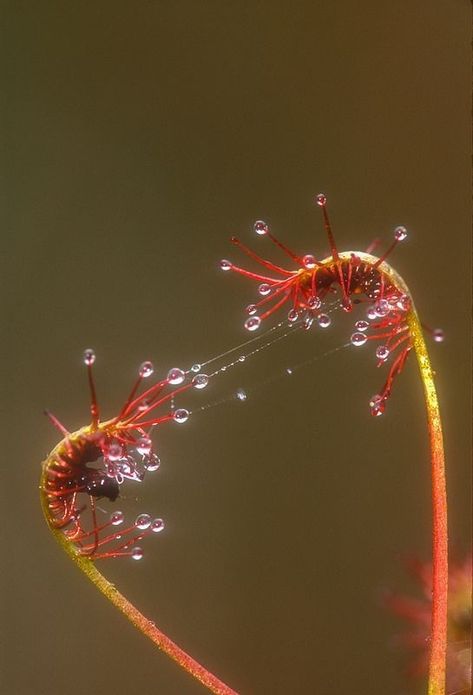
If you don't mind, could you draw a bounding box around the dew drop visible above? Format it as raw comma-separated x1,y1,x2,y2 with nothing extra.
150,518,165,533
238,355,245,362
374,299,390,317
375,345,390,361
138,398,150,412
144,453,161,472
191,363,201,373
396,294,411,312
173,408,190,424
167,367,185,385
220,259,232,271
258,283,272,296
287,309,299,323
369,394,385,417
308,295,322,310
107,442,123,461
433,328,445,343
192,373,209,389
302,254,316,269
286,368,293,375
315,193,327,207
139,361,154,378
394,225,407,241
317,313,331,328
110,511,124,526
131,547,144,560
83,348,96,366
135,513,151,530
367,307,378,321
254,220,269,236
303,314,314,330
244,316,261,331
351,332,367,347
235,388,247,401
355,320,369,331
136,436,152,456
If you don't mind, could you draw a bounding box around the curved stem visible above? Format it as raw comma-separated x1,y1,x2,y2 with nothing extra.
407,309,448,695
40,467,239,695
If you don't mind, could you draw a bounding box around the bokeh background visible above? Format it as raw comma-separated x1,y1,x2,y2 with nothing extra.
2,2,471,694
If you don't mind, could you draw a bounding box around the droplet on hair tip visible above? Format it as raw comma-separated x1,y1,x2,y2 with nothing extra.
244,316,261,332
136,436,152,456
131,547,144,560
192,373,209,389
303,254,316,269
110,511,124,526
433,328,445,343
254,220,269,236
139,361,154,378
173,408,190,424
375,345,390,361
220,259,232,271
351,332,367,347
151,518,164,533
258,283,272,296
394,225,408,241
83,348,96,366
315,193,327,207
135,513,151,530
167,367,185,385
317,313,331,328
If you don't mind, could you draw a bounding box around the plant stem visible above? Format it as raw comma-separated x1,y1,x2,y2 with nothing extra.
407,309,448,695
40,465,239,695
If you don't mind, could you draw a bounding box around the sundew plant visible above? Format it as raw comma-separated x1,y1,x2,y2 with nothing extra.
41,195,449,695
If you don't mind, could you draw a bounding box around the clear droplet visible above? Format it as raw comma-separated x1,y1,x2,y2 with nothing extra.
302,254,316,269
258,283,272,296
287,308,299,323
303,315,314,330
367,307,378,321
150,518,165,533
394,225,407,241
355,320,369,331
433,328,445,343
315,193,326,207
235,388,247,401
351,332,367,347
369,394,385,417
308,296,322,310
139,361,154,378
191,363,201,373
107,442,123,461
317,313,331,328
192,373,209,389
286,367,293,375
375,345,390,361
167,367,185,385
135,513,151,530
83,348,96,366
246,304,257,315
254,220,269,236
173,408,189,424
396,294,411,312
138,398,150,412
219,259,232,271
136,436,152,456
110,511,124,526
131,547,144,560
374,299,390,317
244,316,261,331
238,355,245,362
144,453,160,472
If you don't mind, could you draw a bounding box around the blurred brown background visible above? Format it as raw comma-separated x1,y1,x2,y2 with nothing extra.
2,2,471,694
